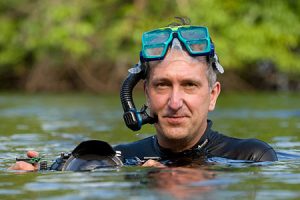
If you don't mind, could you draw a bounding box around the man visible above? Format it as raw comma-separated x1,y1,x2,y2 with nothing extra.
114,21,277,166
9,20,277,171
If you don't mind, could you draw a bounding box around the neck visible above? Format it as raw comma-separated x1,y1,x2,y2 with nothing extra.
158,138,201,152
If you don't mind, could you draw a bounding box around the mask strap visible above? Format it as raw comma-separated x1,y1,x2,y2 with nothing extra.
213,54,224,74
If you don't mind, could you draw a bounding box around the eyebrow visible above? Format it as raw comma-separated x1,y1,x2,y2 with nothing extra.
150,76,204,85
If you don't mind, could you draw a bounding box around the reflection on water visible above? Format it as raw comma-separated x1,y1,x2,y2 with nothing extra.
1,93,300,200
143,167,216,199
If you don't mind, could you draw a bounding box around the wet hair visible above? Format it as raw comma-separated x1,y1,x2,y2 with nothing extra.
168,16,191,27
145,17,218,90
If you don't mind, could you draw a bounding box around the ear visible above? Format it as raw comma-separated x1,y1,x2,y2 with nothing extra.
208,81,221,111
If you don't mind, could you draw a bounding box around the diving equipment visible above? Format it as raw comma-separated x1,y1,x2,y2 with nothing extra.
120,62,157,131
61,140,123,171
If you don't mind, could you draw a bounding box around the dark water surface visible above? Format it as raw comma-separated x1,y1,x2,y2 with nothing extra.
0,92,300,200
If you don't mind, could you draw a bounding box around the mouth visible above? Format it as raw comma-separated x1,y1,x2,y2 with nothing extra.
163,115,188,125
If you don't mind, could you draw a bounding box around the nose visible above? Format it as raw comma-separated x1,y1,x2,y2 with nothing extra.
168,87,183,111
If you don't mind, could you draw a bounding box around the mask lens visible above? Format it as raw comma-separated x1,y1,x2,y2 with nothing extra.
142,29,172,59
187,40,208,52
178,26,210,55
180,27,208,39
143,30,171,44
144,45,165,57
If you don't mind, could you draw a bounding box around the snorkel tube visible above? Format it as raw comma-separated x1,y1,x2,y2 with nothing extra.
120,62,157,131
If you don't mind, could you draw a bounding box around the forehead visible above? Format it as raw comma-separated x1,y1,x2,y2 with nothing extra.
148,63,209,86
147,50,208,79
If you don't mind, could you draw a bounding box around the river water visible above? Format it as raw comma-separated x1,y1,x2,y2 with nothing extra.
0,92,300,200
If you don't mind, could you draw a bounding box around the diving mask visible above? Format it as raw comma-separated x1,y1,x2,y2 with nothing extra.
140,25,224,73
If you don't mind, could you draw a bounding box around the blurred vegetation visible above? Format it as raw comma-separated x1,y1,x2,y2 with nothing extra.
0,0,299,92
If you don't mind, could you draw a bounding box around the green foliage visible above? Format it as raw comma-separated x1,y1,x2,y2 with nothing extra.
0,0,299,89
180,0,300,72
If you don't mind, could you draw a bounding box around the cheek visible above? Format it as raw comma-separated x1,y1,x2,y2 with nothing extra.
148,90,167,110
187,92,211,111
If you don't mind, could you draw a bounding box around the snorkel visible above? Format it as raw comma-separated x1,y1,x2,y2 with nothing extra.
120,61,157,131
120,25,224,131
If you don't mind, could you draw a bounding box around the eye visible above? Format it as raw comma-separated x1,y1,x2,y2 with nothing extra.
183,81,197,88
151,80,171,92
155,82,169,89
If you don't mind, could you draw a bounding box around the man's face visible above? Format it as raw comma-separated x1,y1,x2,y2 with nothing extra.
145,50,220,151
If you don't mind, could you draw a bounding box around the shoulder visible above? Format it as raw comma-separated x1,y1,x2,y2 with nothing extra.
113,136,158,160
207,131,277,161
238,138,278,161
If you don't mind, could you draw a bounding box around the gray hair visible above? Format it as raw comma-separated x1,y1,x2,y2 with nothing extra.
206,61,217,90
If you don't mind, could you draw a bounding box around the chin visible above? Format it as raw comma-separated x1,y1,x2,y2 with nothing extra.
160,127,190,141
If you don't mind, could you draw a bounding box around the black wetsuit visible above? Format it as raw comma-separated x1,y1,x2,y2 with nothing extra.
50,120,277,170
114,120,278,165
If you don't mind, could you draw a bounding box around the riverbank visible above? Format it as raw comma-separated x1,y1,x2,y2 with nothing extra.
1,66,299,92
